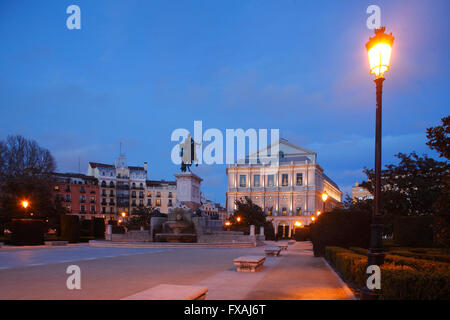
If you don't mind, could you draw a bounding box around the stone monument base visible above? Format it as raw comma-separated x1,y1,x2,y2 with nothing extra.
155,233,197,243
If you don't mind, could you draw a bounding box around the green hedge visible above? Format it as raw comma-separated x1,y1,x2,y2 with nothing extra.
294,226,310,241
60,215,80,243
326,246,450,299
388,249,450,263
311,209,371,257
93,218,105,239
11,219,45,246
394,216,434,247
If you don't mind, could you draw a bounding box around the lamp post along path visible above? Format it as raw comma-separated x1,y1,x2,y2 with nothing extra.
362,26,394,300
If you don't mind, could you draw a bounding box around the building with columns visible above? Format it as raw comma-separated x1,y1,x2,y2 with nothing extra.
226,138,342,238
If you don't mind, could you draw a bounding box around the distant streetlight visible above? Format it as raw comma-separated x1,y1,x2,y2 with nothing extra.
362,26,395,300
321,192,328,213
316,211,321,217
121,211,126,218
311,216,315,222
294,221,302,228
236,216,241,223
21,200,29,209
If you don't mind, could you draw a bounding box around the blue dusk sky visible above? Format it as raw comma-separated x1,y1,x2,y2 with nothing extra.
0,0,448,204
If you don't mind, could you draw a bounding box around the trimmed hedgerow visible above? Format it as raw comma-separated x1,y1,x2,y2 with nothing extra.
325,246,450,300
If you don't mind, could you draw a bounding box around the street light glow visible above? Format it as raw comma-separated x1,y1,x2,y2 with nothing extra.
321,193,328,202
236,217,241,223
366,27,394,78
121,212,126,218
294,221,302,227
311,216,316,222
21,200,29,209
317,211,321,216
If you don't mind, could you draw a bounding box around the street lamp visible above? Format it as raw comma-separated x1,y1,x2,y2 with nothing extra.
362,26,394,300
321,192,328,213
236,216,241,223
21,200,29,209
21,200,30,216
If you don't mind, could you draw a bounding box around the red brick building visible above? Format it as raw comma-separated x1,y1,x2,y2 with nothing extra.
52,173,102,220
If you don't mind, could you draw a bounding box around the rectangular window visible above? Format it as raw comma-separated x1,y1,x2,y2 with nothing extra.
268,208,272,216
296,173,303,186
282,208,287,216
168,199,173,207
157,192,161,198
253,175,260,187
239,175,246,187
282,174,288,186
156,199,161,207
296,208,301,216
267,175,274,187
90,206,95,213
80,205,85,213
147,199,152,206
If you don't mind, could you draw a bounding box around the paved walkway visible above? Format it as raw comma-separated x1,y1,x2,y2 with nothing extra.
0,241,354,300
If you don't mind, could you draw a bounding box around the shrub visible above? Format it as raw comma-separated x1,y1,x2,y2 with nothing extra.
325,246,450,299
93,218,105,239
388,249,450,263
385,254,450,273
80,219,93,236
294,226,310,241
311,209,371,257
381,267,450,300
325,246,367,287
60,215,80,243
393,216,434,247
11,219,44,245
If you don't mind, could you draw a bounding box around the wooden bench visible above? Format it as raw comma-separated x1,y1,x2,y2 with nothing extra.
44,241,68,246
121,284,208,300
265,247,281,257
233,255,265,272
276,243,288,251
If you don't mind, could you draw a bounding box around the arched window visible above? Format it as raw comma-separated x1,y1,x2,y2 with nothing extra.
101,181,106,187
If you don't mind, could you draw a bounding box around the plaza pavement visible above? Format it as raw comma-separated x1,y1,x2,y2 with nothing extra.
0,241,355,300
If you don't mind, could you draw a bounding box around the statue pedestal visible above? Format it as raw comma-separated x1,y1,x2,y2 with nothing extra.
174,172,203,205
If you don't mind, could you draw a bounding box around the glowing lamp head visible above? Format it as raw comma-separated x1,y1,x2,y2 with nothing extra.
21,201,29,209
321,193,328,202
311,216,316,222
236,217,241,223
317,211,321,216
294,221,302,227
366,27,394,78
225,221,231,227
121,212,126,218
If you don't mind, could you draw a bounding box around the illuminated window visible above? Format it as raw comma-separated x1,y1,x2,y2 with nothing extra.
268,208,272,216
282,174,288,186
282,208,287,216
156,199,161,206
239,175,246,187
296,173,303,186
253,175,260,187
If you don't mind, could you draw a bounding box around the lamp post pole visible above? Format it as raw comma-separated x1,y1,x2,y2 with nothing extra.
370,76,385,267
362,26,394,300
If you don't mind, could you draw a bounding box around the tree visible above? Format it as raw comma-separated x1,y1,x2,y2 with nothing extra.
126,205,154,229
0,135,56,225
361,152,448,217
232,197,266,228
426,116,450,160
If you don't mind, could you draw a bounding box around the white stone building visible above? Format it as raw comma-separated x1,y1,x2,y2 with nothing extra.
226,139,342,238
87,154,177,219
